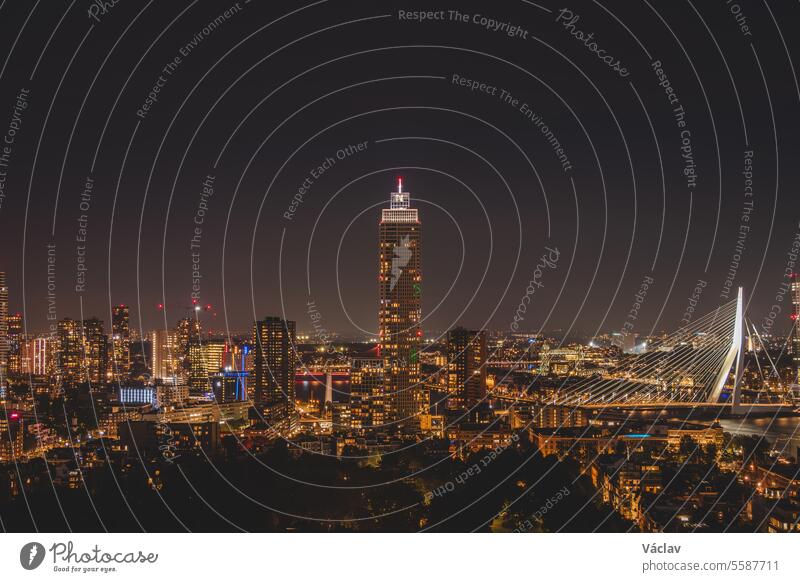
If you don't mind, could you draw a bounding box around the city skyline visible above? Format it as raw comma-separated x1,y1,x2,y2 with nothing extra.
2,0,800,544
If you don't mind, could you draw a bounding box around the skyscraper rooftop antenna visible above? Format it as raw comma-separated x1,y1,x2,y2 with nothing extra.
388,178,412,212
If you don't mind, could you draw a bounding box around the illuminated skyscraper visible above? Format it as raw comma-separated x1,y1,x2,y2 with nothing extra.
7,312,22,377
58,318,84,386
188,338,226,392
379,179,425,430
447,328,487,411
111,305,131,381
176,316,202,372
253,317,297,416
203,339,227,375
188,341,205,392
350,358,385,431
82,317,108,384
0,272,7,389
150,328,179,381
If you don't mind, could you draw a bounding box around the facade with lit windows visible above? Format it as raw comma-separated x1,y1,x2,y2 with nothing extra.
446,328,487,411
379,179,425,430
150,328,179,381
7,312,22,377
350,358,385,430
253,317,297,417
82,317,108,384
111,305,131,381
58,318,84,386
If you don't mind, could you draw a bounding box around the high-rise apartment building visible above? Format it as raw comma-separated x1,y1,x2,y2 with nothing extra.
253,317,296,414
111,305,131,381
350,358,385,431
447,328,487,411
7,312,22,377
176,316,202,373
20,337,33,375
203,339,227,376
21,335,53,376
379,179,425,430
82,317,108,384
188,340,206,392
58,318,84,386
188,338,227,392
150,328,179,381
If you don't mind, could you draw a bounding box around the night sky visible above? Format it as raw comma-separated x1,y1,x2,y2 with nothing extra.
1,0,798,341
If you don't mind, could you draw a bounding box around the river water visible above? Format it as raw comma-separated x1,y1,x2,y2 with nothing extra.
719,416,800,457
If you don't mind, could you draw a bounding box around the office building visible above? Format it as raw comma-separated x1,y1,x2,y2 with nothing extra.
150,328,179,381
82,317,108,384
21,335,52,377
176,316,202,369
119,385,156,406
378,179,425,429
210,370,247,403
253,317,297,419
350,358,385,430
447,328,487,410
111,304,131,381
7,312,22,377
58,318,84,386
188,340,207,392
188,338,227,392
156,381,189,409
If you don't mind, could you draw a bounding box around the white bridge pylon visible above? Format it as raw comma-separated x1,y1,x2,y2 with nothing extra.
555,287,746,408
708,286,744,406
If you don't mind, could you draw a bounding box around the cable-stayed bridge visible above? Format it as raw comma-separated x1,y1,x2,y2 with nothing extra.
493,288,794,415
